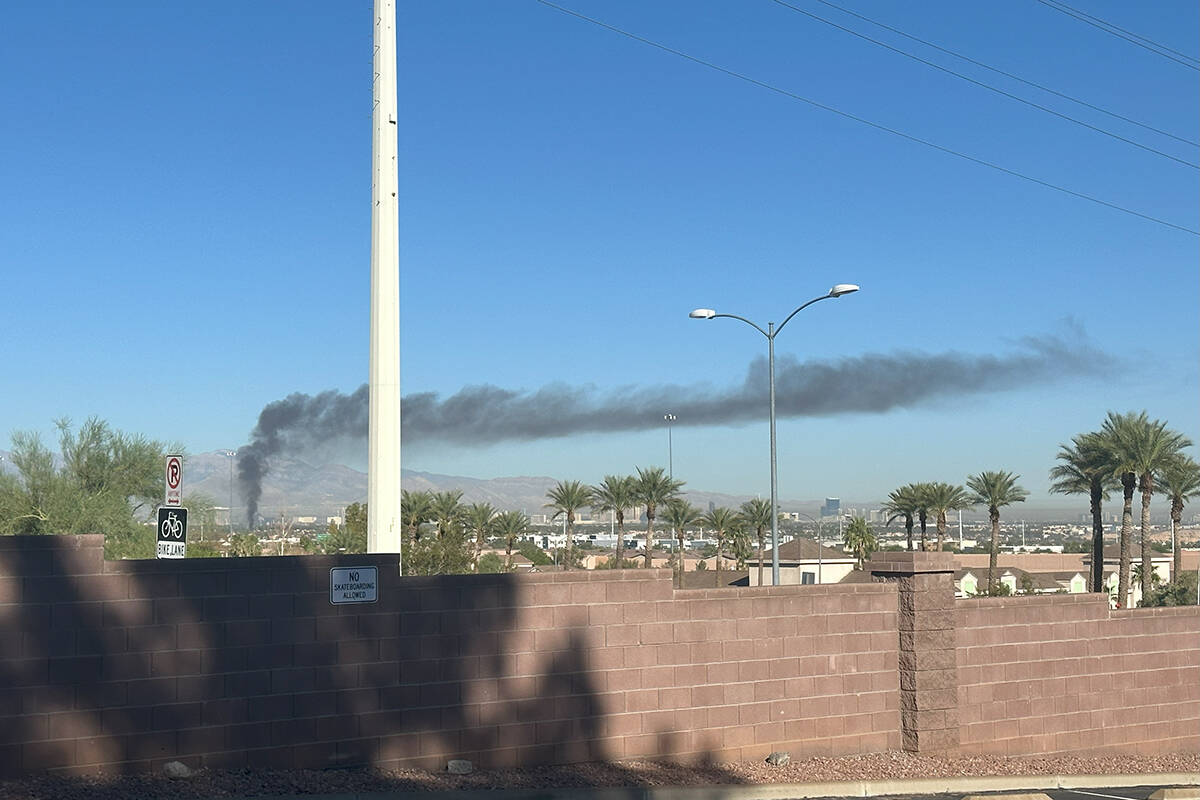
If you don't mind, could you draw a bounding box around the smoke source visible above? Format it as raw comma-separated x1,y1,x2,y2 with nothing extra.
237,330,1107,523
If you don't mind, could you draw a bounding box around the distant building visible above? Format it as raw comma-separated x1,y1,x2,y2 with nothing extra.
820,497,840,519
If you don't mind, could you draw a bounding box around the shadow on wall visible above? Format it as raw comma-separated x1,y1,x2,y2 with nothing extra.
0,535,744,793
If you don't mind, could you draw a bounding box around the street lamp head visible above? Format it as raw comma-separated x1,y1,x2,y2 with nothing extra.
829,284,860,297
689,308,716,319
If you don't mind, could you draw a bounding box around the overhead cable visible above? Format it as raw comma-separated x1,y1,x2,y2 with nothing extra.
1036,0,1200,71
802,0,1197,148
534,0,1199,236
767,0,1197,169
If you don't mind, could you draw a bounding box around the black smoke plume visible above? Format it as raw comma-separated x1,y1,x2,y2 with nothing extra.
237,330,1108,523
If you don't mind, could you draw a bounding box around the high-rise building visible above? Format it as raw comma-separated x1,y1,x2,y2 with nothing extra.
821,497,840,518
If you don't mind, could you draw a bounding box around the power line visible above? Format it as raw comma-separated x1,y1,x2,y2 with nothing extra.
803,0,1197,148
533,0,1198,236
1036,0,1200,71
767,0,1197,169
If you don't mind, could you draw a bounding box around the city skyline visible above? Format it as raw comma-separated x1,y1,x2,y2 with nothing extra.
2,1,1196,505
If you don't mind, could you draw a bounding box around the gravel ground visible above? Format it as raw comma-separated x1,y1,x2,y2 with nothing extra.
1,752,1197,800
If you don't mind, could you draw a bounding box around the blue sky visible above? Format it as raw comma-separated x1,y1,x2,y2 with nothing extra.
3,1,1196,506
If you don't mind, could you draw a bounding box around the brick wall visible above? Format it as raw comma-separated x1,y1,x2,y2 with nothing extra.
0,535,899,776
2,535,1196,778
957,593,1200,756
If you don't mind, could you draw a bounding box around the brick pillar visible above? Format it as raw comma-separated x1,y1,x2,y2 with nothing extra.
868,551,958,753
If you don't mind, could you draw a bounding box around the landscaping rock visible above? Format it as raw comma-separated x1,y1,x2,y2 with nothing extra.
162,761,192,779
447,759,474,775
765,751,791,766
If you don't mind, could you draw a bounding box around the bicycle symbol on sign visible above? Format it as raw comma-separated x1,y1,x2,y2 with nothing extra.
161,510,184,539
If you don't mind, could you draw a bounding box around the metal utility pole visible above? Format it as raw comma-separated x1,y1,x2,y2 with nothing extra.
367,0,402,559
664,413,677,479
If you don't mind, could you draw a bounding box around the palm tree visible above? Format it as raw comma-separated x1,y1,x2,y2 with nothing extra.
591,474,638,567
1103,411,1192,600
662,499,702,586
883,485,921,552
966,470,1029,595
633,466,683,567
923,482,971,551
545,479,593,569
1099,412,1140,608
1049,432,1117,592
492,510,529,571
1158,454,1200,581
913,482,934,551
464,502,497,572
740,498,772,587
842,516,877,570
400,489,433,543
429,490,464,540
701,506,739,572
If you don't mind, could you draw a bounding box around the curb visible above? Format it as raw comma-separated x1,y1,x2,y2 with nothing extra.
217,772,1200,800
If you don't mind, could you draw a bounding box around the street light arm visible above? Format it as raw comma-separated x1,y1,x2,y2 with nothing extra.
710,313,770,338
774,293,833,337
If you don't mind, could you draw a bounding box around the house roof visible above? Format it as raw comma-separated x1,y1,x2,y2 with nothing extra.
838,569,877,584
1087,546,1171,561
758,538,853,563
956,566,1072,591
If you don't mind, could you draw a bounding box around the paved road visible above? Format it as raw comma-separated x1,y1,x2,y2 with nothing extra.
827,787,1191,800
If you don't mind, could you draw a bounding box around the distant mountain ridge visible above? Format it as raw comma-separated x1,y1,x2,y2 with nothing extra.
180,451,809,521
0,449,1083,523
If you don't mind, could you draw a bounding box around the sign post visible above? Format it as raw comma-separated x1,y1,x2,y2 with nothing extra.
159,454,187,559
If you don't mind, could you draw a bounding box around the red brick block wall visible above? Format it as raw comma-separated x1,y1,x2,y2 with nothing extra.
0,535,900,776
956,593,1200,756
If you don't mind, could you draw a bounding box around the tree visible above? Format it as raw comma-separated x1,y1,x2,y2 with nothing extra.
913,482,933,551
923,482,971,552
883,485,921,552
323,504,367,554
1049,431,1117,592
228,532,261,557
842,515,877,569
1097,413,1140,609
476,552,504,573
1103,412,1191,600
633,466,683,567
493,510,529,571
1140,571,1198,607
966,470,1029,595
700,507,740,572
1,418,171,559
430,490,464,541
464,503,497,572
662,499,701,587
591,475,638,568
740,498,772,587
515,538,553,566
400,489,433,543
544,480,593,569
1158,454,1200,581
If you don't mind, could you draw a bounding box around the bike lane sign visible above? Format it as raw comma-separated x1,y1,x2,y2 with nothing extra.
157,506,188,559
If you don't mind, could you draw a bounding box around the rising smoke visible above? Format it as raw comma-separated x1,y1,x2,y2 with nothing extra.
237,329,1108,524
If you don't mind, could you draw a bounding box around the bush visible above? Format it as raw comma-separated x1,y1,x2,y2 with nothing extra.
1139,572,1198,607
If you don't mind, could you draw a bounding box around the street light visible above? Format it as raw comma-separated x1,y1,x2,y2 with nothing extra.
689,283,859,586
221,450,236,536
664,413,677,479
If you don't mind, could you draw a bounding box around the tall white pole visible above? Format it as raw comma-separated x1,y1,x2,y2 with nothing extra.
368,0,401,558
